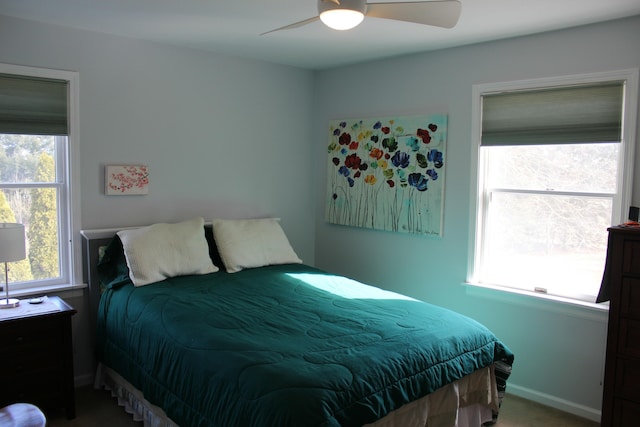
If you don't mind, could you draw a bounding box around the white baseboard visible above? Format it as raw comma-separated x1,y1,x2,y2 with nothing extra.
506,383,601,423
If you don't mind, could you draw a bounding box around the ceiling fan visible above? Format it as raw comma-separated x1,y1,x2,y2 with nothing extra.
261,0,462,35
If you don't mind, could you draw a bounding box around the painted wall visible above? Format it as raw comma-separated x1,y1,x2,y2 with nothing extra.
0,15,315,384
312,15,640,420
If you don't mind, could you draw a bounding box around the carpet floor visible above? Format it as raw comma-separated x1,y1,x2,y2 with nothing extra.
45,386,600,427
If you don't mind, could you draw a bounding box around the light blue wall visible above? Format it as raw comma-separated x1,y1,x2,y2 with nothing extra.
312,15,640,419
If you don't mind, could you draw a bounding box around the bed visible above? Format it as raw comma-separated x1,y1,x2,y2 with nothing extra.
81,217,513,427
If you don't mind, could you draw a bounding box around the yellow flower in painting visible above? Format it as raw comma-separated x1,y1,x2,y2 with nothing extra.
378,159,388,169
365,175,377,185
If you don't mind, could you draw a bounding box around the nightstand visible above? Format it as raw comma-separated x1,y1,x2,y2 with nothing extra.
0,296,77,419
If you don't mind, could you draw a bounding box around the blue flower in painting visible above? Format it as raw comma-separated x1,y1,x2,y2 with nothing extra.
340,121,347,128
373,121,382,130
426,169,438,180
405,136,420,152
408,173,429,191
341,148,348,155
391,151,410,169
348,177,355,187
427,149,444,168
333,128,340,136
339,166,350,177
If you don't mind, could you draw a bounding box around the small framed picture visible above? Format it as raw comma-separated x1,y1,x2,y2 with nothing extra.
105,165,149,195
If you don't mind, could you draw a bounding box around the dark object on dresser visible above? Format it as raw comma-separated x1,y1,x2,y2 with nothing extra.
0,296,76,419
599,226,640,427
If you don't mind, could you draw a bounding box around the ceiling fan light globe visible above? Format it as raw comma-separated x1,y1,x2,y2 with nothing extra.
320,9,364,30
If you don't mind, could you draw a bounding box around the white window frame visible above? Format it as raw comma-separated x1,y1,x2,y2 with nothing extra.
0,63,82,295
467,69,638,306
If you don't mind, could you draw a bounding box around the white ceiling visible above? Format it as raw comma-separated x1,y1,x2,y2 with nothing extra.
1,0,639,70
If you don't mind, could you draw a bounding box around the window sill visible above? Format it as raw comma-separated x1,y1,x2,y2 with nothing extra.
463,281,609,322
7,283,87,300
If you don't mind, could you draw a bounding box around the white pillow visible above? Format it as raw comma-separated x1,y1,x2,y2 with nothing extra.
117,217,218,286
212,218,302,273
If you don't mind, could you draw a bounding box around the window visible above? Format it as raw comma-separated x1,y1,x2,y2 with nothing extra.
0,64,81,294
469,71,638,303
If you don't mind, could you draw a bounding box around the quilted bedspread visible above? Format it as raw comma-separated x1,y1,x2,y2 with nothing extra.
96,263,514,427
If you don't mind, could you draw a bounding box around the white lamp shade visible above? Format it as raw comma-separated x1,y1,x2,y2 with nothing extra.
0,223,26,262
320,9,365,30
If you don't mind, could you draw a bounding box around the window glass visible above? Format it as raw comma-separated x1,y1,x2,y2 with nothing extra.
485,143,619,194
480,190,611,299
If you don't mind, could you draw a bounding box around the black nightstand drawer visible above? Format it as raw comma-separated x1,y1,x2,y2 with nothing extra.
0,349,61,374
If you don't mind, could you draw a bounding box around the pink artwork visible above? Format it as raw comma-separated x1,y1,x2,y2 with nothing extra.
105,165,149,195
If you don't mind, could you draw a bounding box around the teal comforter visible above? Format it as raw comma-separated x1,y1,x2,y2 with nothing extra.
96,263,513,427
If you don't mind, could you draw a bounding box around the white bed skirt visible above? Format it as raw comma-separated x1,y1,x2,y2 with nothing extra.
94,363,499,427
365,365,499,427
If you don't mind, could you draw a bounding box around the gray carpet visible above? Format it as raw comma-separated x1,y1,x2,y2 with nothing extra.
46,386,599,426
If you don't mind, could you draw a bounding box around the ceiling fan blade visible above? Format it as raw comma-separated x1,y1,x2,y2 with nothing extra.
366,0,461,29
260,16,320,35
322,0,342,4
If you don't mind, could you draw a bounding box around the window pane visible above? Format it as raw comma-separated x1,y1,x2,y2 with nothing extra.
482,192,611,299
0,134,56,184
485,143,619,193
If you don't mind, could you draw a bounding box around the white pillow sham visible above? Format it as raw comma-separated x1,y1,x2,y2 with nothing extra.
117,217,218,287
212,218,302,273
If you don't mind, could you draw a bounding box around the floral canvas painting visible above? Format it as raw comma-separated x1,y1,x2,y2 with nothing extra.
326,114,446,236
106,165,149,195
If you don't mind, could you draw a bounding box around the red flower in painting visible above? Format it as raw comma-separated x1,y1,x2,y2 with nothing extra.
428,123,438,132
417,128,431,144
339,132,352,146
349,141,359,150
381,127,391,134
344,153,362,170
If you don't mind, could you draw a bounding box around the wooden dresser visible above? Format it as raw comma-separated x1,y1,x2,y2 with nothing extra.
600,226,640,427
0,296,76,419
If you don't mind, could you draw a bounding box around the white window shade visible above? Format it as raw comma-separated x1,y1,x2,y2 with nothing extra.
481,82,624,146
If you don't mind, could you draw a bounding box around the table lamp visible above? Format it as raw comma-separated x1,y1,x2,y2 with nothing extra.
0,223,26,309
